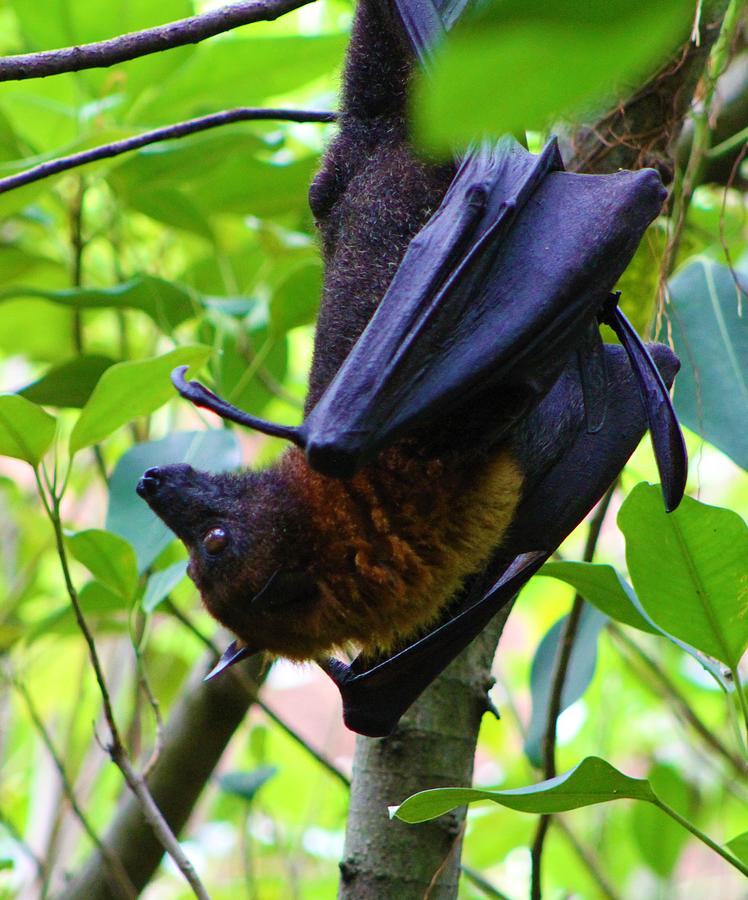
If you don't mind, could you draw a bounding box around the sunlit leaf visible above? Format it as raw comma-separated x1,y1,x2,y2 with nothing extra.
69,345,211,454
619,483,748,671
67,529,139,601
415,0,693,148
669,258,748,470
392,757,656,823
727,832,748,866
0,394,56,465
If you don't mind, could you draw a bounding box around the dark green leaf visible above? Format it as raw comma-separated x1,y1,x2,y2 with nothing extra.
669,259,748,470
218,766,278,802
142,560,188,613
107,430,242,571
392,756,656,823
66,529,139,601
0,394,56,465
619,484,748,671
415,0,692,148
70,345,211,454
524,604,607,766
19,355,114,408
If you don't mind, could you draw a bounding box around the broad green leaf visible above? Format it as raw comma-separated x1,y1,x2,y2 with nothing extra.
392,756,656,824
19,355,114,408
218,766,278,802
109,133,319,223
541,559,730,687
69,345,211,454
136,35,346,123
0,394,56,465
619,483,748,671
107,430,242,571
0,300,75,362
6,276,199,333
415,0,692,148
631,763,691,877
67,529,139,601
142,560,188,613
524,604,607,766
0,247,68,289
540,562,658,634
669,258,748,470
727,832,748,866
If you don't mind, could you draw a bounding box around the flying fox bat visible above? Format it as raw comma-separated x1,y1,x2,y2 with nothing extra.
137,0,687,736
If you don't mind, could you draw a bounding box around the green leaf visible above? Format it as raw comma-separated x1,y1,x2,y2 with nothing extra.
524,604,607,766
218,766,278,802
541,559,730,687
136,35,345,123
19,355,115,408
67,529,139,601
27,580,129,641
107,430,242,571
69,345,211,454
619,483,748,671
415,0,692,148
392,756,656,824
142,560,188,613
631,763,691,877
6,276,200,333
0,394,56,465
726,832,748,866
540,561,658,634
669,258,748,470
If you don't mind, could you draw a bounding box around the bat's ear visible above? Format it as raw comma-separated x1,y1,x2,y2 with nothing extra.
250,570,318,612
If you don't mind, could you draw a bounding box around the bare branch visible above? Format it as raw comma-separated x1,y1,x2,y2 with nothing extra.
0,107,336,196
0,0,318,83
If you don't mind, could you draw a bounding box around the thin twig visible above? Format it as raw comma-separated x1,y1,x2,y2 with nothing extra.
13,680,136,899
608,625,747,776
163,598,351,788
0,808,46,881
530,482,617,900
0,0,319,82
37,473,212,899
0,107,337,196
460,864,511,900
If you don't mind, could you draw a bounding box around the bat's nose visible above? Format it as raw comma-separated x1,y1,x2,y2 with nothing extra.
136,467,164,498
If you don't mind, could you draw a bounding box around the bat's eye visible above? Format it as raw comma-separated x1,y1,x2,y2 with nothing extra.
202,526,229,556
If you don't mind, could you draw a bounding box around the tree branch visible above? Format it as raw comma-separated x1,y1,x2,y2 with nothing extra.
0,0,319,83
0,108,337,196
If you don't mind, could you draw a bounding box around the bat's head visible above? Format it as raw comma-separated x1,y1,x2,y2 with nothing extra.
136,462,320,658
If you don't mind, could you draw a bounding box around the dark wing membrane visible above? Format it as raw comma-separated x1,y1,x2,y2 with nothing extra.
304,137,666,476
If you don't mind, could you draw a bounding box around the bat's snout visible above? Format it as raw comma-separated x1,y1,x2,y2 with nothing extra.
136,466,165,499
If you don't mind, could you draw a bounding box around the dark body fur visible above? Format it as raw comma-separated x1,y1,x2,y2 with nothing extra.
140,0,527,661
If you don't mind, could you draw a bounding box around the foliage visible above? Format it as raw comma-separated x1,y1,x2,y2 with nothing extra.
0,0,746,898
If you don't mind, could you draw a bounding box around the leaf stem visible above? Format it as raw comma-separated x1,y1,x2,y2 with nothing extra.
655,798,748,877
730,666,748,751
